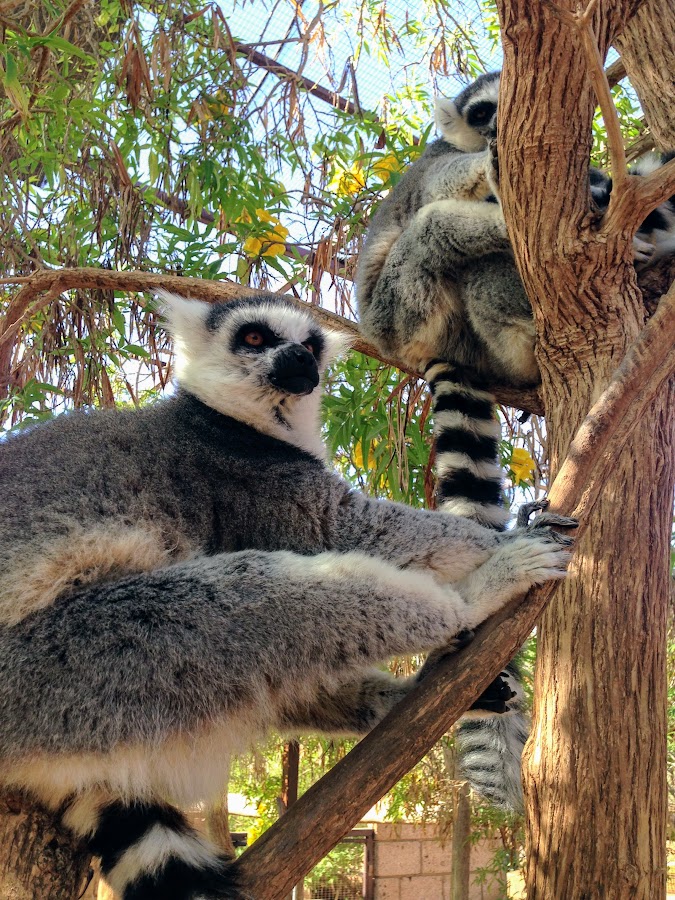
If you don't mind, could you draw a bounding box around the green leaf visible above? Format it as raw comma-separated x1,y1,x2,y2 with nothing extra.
3,51,29,116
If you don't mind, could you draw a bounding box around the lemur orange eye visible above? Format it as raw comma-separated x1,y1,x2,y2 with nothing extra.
302,341,315,355
244,331,265,347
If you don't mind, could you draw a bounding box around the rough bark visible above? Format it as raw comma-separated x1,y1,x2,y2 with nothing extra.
615,0,675,150
0,792,90,900
495,1,674,897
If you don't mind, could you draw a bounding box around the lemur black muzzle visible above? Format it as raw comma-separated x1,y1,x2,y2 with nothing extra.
269,344,320,395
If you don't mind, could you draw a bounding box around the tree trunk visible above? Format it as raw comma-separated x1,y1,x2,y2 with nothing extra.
0,792,90,900
495,1,674,896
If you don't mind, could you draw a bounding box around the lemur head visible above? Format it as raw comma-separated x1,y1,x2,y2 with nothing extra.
435,72,501,153
160,291,349,458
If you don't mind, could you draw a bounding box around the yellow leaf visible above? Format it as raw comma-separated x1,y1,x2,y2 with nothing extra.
372,152,402,182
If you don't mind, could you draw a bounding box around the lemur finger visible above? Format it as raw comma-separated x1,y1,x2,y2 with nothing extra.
516,497,550,528
527,512,578,530
527,528,575,547
415,629,476,681
632,236,655,265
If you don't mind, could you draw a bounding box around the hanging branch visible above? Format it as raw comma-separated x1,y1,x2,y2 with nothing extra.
0,268,544,414
0,0,92,133
229,278,675,899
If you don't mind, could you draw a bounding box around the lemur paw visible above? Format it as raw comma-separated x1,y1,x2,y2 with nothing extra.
633,235,655,267
468,671,517,715
487,139,500,200
502,518,577,588
415,629,475,682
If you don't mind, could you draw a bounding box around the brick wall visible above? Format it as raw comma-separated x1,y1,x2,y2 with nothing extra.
372,822,505,900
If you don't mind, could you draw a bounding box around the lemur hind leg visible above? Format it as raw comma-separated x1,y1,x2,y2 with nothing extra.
358,200,512,370
461,254,538,386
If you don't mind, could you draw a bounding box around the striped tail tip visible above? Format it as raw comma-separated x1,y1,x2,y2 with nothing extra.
427,365,510,531
456,710,529,812
64,797,241,899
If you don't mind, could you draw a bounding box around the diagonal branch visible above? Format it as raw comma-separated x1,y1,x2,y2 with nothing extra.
229,277,675,900
231,40,361,117
0,268,544,414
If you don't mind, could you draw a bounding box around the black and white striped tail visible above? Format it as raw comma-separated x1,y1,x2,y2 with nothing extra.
425,361,510,531
425,360,527,812
64,795,240,899
455,661,529,811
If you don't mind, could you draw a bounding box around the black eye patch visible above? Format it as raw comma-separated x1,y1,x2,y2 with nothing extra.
231,321,282,353
302,330,325,360
467,100,496,127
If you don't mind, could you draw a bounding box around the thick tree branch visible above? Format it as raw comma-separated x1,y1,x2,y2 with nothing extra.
605,56,627,87
230,279,675,899
0,268,544,414
603,156,675,236
549,277,675,517
614,0,675,150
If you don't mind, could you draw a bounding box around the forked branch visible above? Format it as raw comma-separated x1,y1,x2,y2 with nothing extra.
603,156,675,236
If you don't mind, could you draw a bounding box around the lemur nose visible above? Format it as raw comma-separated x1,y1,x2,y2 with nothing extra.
292,345,313,364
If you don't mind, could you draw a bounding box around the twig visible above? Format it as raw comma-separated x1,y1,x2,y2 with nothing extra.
231,278,675,898
231,40,361,117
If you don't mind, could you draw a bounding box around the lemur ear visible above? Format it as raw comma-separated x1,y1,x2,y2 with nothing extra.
321,328,353,366
435,97,462,140
157,291,209,345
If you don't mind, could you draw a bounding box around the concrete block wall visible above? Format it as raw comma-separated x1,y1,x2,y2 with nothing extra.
372,822,505,900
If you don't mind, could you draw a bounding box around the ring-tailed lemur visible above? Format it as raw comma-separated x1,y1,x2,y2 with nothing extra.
0,291,576,900
356,72,674,810
357,71,675,381
356,73,535,811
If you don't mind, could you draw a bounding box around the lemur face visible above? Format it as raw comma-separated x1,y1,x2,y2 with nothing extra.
226,306,324,396
435,72,501,153
160,291,347,403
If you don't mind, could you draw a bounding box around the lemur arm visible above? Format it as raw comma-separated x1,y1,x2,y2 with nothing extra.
422,148,495,203
330,487,501,584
